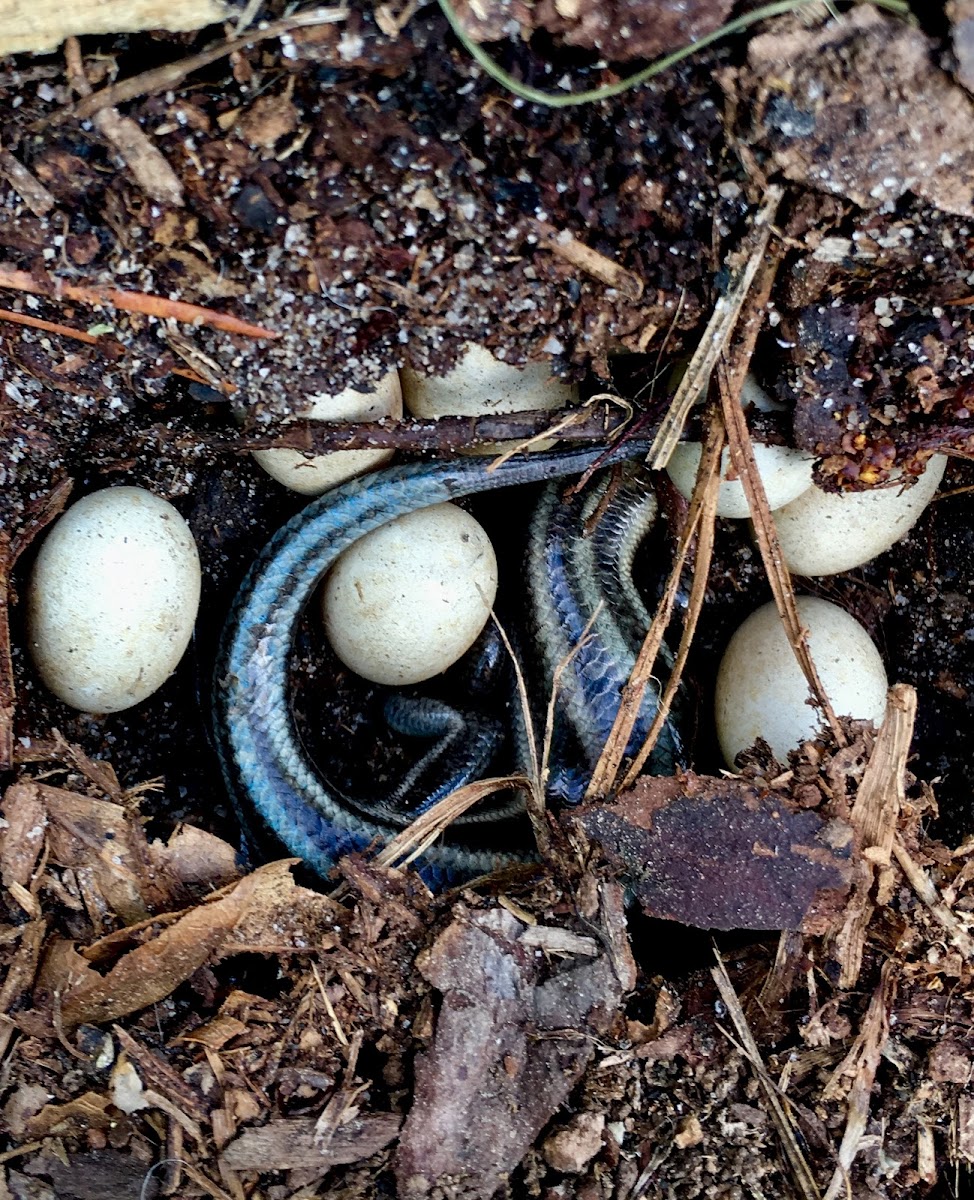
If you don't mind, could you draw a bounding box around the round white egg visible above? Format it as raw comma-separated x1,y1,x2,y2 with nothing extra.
773,454,947,576
714,596,888,766
401,344,575,453
666,441,815,518
28,488,201,713
251,370,402,495
322,502,498,686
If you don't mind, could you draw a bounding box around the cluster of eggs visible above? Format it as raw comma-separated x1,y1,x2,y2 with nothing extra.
663,377,945,763
27,347,574,709
27,357,944,775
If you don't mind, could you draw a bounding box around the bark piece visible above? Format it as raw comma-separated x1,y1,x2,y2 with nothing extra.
573,774,853,931
396,901,628,1198
221,1113,402,1171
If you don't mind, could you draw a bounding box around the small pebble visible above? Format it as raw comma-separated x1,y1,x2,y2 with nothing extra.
666,441,815,518
773,454,947,575
251,370,402,495
28,488,201,713
715,596,888,765
321,503,498,686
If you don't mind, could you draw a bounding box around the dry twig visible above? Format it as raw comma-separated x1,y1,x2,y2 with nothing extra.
715,248,844,745
821,961,899,1200
649,184,783,469
64,36,184,207
586,406,723,798
619,408,724,789
73,7,349,118
0,263,280,339
833,684,915,987
0,149,55,215
530,219,643,300
712,951,822,1200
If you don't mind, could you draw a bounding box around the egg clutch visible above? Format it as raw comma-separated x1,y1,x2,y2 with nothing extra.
22,356,947,792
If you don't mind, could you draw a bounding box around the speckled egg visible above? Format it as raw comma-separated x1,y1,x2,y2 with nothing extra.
321,503,498,686
27,487,201,713
714,596,888,766
772,454,947,576
251,370,402,495
666,441,815,518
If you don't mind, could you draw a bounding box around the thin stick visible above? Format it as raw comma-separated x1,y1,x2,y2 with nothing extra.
892,837,974,960
586,406,723,798
0,306,102,344
649,185,783,470
74,7,349,118
619,408,724,789
717,360,844,743
203,406,638,454
712,951,823,1200
0,263,280,339
531,219,642,300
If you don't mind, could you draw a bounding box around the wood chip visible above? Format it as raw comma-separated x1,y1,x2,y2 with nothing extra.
0,0,233,56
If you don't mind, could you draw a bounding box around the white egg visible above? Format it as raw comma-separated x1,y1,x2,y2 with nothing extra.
251,370,402,495
666,441,815,518
773,454,947,576
28,488,201,713
714,596,888,766
322,502,498,686
401,344,576,453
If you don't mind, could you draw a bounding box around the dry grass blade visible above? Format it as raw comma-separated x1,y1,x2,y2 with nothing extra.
587,407,723,798
620,408,724,790
649,184,783,470
833,684,915,988
0,480,73,771
712,952,823,1200
372,775,532,873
